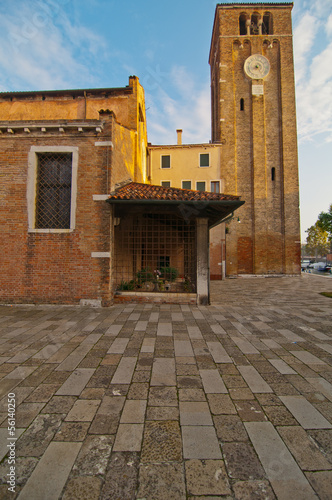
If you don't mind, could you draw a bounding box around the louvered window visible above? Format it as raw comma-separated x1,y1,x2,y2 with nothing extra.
35,153,72,229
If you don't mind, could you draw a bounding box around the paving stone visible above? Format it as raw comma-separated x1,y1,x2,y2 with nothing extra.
177,375,203,388
185,459,231,496
179,401,213,425
16,413,64,457
222,442,266,480
105,324,123,336
65,399,100,422
182,425,222,459
72,435,113,476
5,456,38,487
235,400,268,422
61,476,102,500
149,386,177,406
80,387,105,399
207,394,237,414
178,388,206,401
269,358,297,375
113,423,144,451
207,341,232,363
213,415,249,442
200,369,227,393
107,337,129,354
245,421,316,500
120,399,147,423
263,405,297,426
223,374,248,388
54,422,90,441
24,384,59,403
231,337,259,354
277,426,332,471
187,326,203,339
237,365,273,393
232,480,276,499
17,441,82,500
277,329,305,342
305,470,332,499
111,357,137,384
141,420,182,462
307,377,332,402
290,349,326,366
151,358,176,386
89,396,125,434
140,337,156,353
228,388,254,400
100,451,139,500
157,323,172,336
56,368,95,396
127,382,149,399
146,406,179,420
16,402,45,427
137,463,186,500
280,395,332,429
174,340,194,357
41,395,76,414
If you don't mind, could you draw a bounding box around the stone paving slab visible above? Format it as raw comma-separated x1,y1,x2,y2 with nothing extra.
0,274,331,499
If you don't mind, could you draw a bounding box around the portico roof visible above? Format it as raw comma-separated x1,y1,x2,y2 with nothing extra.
107,182,244,228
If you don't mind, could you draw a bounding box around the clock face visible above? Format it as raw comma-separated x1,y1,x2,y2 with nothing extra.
244,55,270,80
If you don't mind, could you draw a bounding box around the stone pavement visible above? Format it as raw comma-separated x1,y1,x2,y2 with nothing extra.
0,273,331,499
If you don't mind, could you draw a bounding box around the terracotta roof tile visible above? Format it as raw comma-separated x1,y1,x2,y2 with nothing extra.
108,182,241,202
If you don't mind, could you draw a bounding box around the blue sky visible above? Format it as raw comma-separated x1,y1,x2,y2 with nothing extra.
0,0,331,242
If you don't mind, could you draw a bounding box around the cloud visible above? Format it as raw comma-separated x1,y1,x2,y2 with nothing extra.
146,65,211,145
293,4,332,144
0,1,107,91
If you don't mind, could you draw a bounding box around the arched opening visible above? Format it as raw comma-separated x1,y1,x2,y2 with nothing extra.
239,13,247,35
271,167,276,181
251,13,260,35
263,13,273,35
240,98,245,111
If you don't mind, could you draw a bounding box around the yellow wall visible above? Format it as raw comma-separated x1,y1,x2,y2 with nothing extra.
150,143,223,192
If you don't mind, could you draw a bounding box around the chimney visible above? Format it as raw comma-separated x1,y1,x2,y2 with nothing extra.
176,129,182,145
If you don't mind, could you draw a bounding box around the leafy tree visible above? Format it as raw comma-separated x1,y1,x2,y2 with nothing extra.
305,221,329,257
317,203,332,242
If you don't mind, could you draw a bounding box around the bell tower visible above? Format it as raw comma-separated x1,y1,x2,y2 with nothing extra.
209,3,300,275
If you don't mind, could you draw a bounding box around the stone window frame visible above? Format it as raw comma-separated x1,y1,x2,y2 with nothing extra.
210,180,220,193
182,180,192,190
27,145,78,233
196,181,206,191
161,154,171,169
161,180,171,188
199,153,210,168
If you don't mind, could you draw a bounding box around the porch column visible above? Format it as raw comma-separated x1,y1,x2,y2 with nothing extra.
196,217,210,305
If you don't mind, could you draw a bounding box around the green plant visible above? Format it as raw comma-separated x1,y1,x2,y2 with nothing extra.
117,280,136,291
136,268,154,284
160,266,178,282
320,292,332,298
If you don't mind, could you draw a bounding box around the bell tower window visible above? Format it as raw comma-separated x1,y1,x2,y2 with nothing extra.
263,13,273,35
239,14,247,35
250,13,261,35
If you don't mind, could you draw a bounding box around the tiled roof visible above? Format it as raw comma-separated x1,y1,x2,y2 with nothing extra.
108,182,241,202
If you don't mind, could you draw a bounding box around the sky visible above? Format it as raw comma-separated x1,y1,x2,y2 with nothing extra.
0,0,331,242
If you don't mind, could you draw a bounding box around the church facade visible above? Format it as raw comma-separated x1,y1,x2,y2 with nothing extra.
0,3,300,306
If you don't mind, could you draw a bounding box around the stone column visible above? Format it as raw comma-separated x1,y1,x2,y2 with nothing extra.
196,218,210,305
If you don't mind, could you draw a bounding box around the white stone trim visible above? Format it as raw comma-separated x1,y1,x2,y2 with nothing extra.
27,146,78,233
94,141,113,147
92,195,109,201
91,252,111,258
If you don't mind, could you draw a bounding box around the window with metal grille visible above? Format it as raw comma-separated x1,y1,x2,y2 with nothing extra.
35,153,72,229
161,155,171,168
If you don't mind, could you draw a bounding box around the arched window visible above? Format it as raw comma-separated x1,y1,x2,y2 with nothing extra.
240,98,245,111
251,13,260,35
263,13,273,35
239,13,247,35
271,167,276,181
